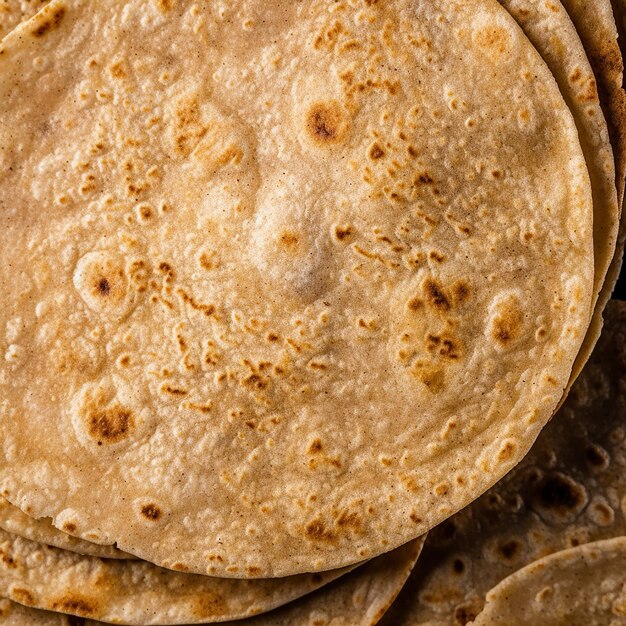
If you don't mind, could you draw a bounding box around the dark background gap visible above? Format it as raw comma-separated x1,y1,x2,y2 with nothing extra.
614,258,626,300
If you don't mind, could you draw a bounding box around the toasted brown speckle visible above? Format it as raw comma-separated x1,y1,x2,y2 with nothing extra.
51,595,99,617
31,6,66,37
140,503,162,521
423,279,450,311
87,405,134,444
305,518,336,543
306,101,347,145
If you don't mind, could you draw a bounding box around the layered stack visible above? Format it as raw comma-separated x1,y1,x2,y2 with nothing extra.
0,1,624,624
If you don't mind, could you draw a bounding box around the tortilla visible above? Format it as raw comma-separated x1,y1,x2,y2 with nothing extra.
506,0,618,316
474,537,626,625
0,0,594,577
0,497,132,560
378,299,626,625
0,527,358,625
0,538,423,625
0,1,47,39
556,0,626,397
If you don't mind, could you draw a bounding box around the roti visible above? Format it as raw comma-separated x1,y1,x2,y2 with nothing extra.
0,527,356,625
0,0,594,576
378,299,626,625
474,537,626,625
0,1,47,39
0,538,423,625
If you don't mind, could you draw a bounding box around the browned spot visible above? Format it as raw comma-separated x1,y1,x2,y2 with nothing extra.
474,25,510,55
140,503,162,521
333,225,353,241
161,384,188,396
452,558,465,574
0,550,16,569
409,512,422,524
368,143,386,160
266,333,280,342
492,304,523,346
31,6,66,37
407,296,423,311
11,588,35,605
280,232,299,249
87,405,134,444
411,362,445,392
336,510,361,530
177,289,215,318
498,441,515,461
533,472,587,520
305,519,336,543
417,172,434,184
62,522,77,533
192,593,227,619
426,333,461,360
570,67,582,83
51,595,99,617
108,61,126,79
423,279,450,311
455,603,479,626
246,566,261,576
585,443,609,469
407,145,418,158
429,250,445,262
452,281,470,305
172,563,189,572
306,101,347,145
498,539,521,561
243,374,267,390
154,0,176,11
97,278,110,295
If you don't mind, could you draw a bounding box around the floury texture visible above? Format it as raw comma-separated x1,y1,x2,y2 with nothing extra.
0,0,593,577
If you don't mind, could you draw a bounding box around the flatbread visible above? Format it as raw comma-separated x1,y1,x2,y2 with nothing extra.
0,0,594,577
474,537,626,625
0,1,47,39
496,0,619,401
0,527,356,625
503,0,618,318
378,299,626,625
0,497,132,559
557,0,626,394
0,538,423,625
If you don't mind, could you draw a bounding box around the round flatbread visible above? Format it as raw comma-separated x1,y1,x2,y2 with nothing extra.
0,538,423,625
0,527,355,625
474,537,626,625
378,299,626,625
0,0,593,577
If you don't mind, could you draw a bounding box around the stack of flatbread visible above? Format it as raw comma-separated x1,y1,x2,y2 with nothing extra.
0,1,624,624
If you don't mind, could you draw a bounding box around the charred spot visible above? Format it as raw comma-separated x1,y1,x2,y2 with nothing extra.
423,279,450,311
333,225,353,241
455,604,479,626
452,558,465,574
429,250,445,262
417,172,434,184
243,374,267,390
368,143,386,160
585,443,609,469
534,472,587,519
498,539,521,561
87,405,134,444
32,7,66,37
266,333,280,342
140,503,162,521
305,519,336,543
305,101,346,145
96,278,110,295
0,550,16,569
51,596,98,617
409,512,422,524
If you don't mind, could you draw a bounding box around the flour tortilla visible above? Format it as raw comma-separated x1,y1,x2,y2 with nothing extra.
474,537,626,625
557,0,626,396
0,497,132,560
0,0,593,577
0,0,47,39
378,299,626,626
496,0,619,402
0,528,356,625
0,538,423,625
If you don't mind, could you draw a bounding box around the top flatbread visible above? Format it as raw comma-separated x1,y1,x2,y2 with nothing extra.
0,0,593,577
0,1,47,39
